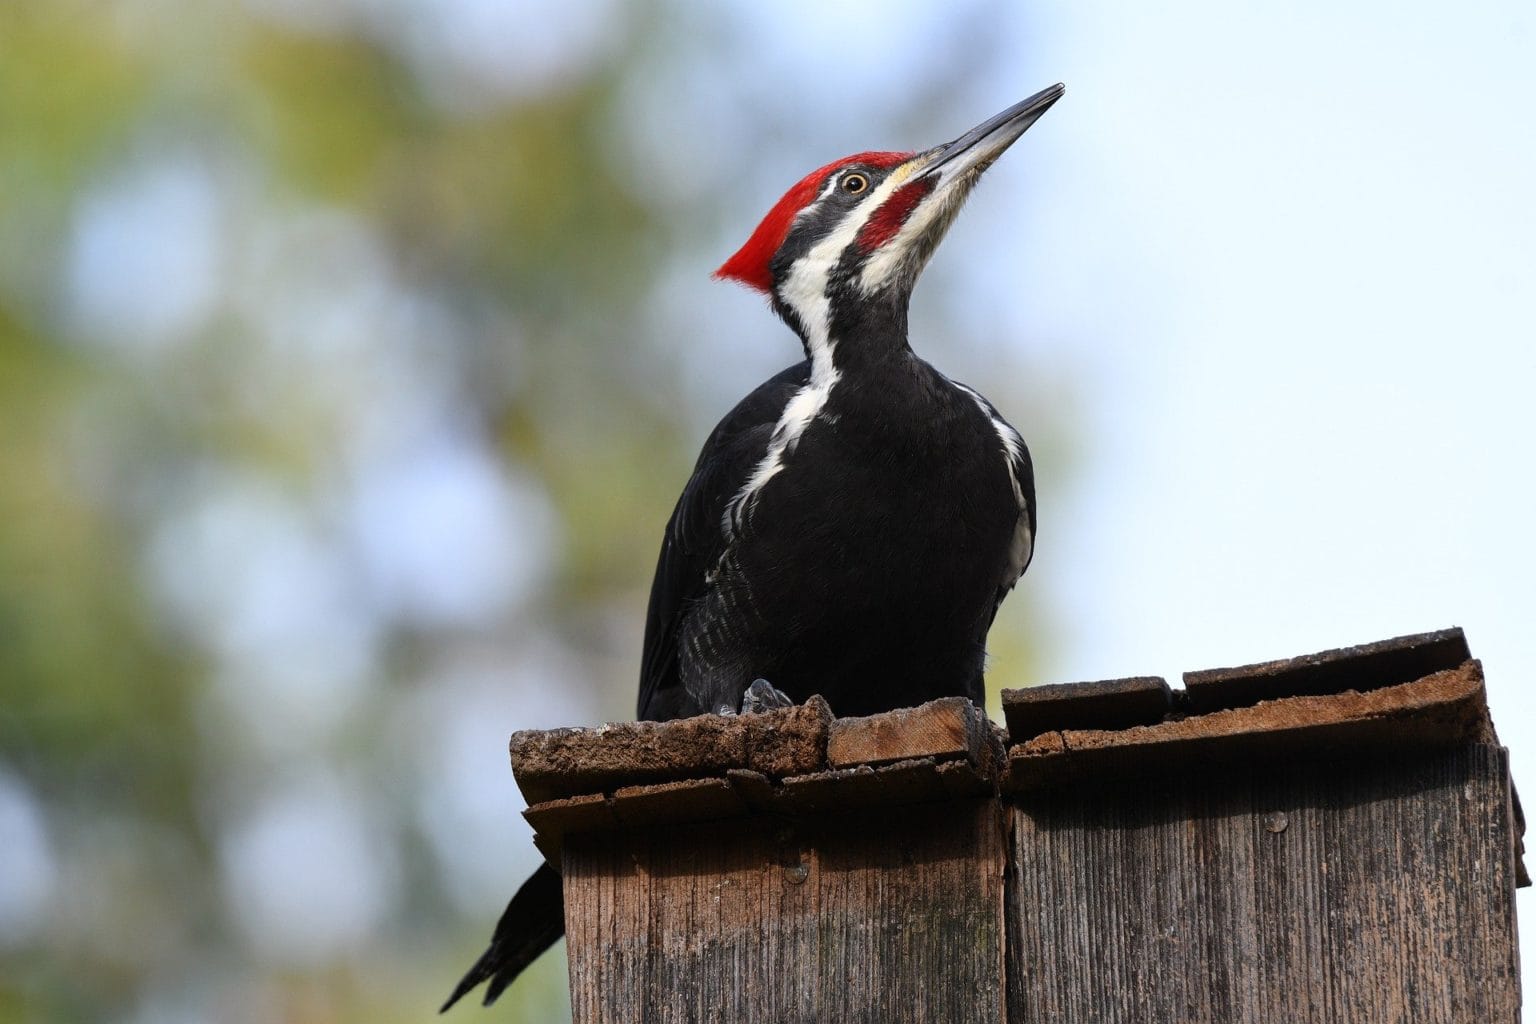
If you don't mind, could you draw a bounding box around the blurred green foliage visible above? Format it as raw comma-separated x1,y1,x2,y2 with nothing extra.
0,2,1048,1020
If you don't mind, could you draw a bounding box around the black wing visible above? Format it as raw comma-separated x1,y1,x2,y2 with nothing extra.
636,361,809,721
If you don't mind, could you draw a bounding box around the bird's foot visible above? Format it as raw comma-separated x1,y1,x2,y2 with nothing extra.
739,678,794,714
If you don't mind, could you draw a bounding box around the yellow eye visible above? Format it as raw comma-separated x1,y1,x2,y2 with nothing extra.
841,173,870,195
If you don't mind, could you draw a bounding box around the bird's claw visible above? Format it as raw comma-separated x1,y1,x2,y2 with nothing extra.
740,678,794,714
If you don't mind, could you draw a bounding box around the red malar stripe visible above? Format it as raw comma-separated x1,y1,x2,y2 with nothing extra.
855,176,935,254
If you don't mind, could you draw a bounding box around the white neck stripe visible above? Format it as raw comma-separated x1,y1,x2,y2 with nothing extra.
721,164,921,542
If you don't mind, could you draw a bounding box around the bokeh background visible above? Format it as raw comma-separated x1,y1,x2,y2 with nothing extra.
2,0,1532,1020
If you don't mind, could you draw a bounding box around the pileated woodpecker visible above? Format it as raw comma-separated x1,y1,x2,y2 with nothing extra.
443,83,1063,1011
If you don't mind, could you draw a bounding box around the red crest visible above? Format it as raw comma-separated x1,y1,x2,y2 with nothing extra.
715,151,912,293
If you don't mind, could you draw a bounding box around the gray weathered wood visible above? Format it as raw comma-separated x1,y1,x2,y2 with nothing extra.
563,798,1005,1024
1005,661,1491,791
1181,627,1470,712
1006,744,1520,1023
1002,675,1171,739
517,631,1523,1020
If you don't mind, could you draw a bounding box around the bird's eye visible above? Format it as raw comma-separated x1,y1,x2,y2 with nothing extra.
841,173,870,195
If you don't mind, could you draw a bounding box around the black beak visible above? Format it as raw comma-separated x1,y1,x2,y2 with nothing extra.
920,83,1065,180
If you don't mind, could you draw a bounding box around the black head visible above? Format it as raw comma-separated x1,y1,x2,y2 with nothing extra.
717,83,1065,347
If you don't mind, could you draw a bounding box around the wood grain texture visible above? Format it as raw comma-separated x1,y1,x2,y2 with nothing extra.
1006,661,1490,792
1001,676,1171,740
827,696,990,768
564,798,1005,1024
1006,744,1520,1023
1181,627,1470,713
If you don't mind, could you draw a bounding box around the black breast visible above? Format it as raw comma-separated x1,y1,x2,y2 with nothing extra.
699,356,1020,716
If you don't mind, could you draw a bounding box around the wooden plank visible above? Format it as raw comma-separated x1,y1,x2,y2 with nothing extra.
778,758,947,814
523,792,615,837
1006,661,1489,791
1006,744,1520,1023
522,792,615,866
1001,676,1171,741
564,799,1005,1024
609,777,744,829
827,696,990,767
509,697,831,804
1182,627,1469,713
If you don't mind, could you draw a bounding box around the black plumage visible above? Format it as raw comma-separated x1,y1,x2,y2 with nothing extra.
639,341,1034,722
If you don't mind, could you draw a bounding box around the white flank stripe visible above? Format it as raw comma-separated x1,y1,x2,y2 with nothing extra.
724,336,838,537
952,381,1034,582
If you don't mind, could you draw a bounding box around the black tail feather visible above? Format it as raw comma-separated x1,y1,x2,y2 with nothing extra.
441,862,566,1012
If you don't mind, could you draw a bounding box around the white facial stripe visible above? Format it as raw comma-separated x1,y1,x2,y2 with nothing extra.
782,166,919,325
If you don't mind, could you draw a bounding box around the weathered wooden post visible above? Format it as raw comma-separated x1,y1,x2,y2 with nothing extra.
507,628,1524,1021
512,697,1009,1022
1003,628,1524,1022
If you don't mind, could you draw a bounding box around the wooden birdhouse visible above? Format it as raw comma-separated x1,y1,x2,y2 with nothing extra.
507,628,1525,1022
